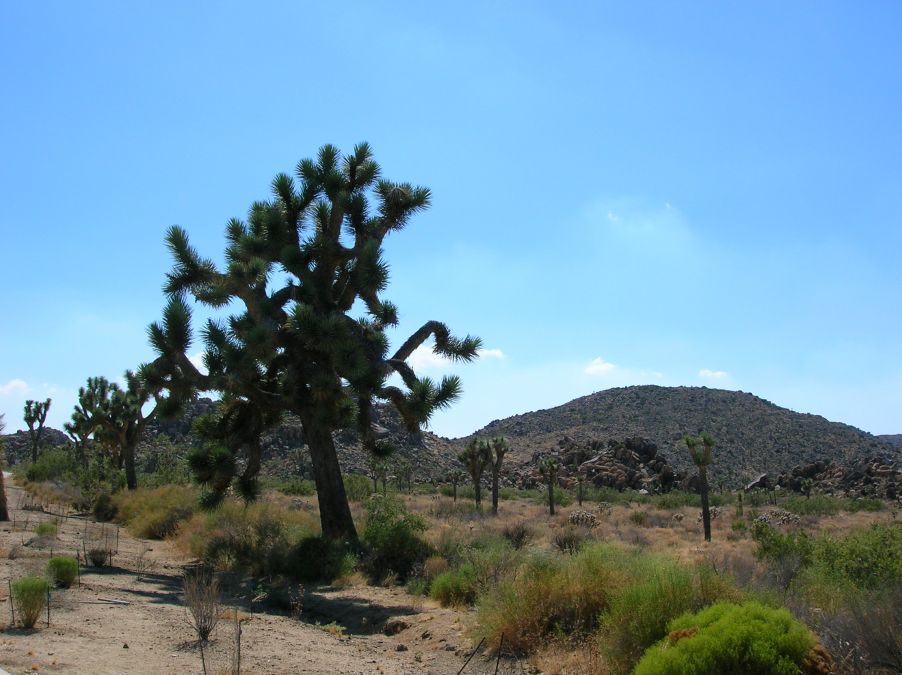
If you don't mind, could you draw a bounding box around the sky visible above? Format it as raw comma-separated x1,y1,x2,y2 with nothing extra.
1,1,900,439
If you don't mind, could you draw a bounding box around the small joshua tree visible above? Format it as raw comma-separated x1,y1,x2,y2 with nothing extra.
395,458,413,494
487,436,509,515
458,439,490,509
800,477,814,499
24,398,51,463
539,456,561,515
366,454,390,495
447,469,466,502
685,433,714,542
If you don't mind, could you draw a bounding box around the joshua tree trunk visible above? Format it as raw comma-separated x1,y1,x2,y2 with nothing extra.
474,479,482,509
699,466,711,542
0,469,8,521
491,468,500,515
577,475,584,506
547,476,555,515
452,483,458,502
303,419,357,540
124,443,138,491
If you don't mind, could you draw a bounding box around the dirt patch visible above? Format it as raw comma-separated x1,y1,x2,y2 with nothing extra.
0,482,519,674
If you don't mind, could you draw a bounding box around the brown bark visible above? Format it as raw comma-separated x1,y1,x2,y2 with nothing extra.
303,418,357,541
700,467,711,542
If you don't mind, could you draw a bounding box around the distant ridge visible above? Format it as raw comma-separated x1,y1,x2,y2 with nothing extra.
465,385,899,487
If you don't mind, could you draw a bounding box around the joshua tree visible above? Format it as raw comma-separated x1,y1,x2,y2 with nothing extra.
142,143,480,540
395,458,413,494
72,374,156,490
23,398,51,463
539,456,561,515
685,433,714,542
447,469,466,502
800,477,814,499
571,445,589,506
366,454,390,495
458,439,490,509
0,414,9,521
64,407,94,471
487,436,509,515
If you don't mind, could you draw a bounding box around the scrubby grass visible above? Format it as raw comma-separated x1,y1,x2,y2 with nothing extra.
782,494,883,517
634,601,818,675
361,494,431,583
24,448,79,483
47,556,79,588
12,577,50,628
35,521,58,537
114,485,199,539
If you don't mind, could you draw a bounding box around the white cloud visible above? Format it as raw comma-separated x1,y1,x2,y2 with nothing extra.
607,210,620,223
698,369,728,379
0,379,28,396
585,357,617,376
407,346,451,370
407,345,505,370
188,352,209,375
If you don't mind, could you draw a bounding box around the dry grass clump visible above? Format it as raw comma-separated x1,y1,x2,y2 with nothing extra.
114,485,199,539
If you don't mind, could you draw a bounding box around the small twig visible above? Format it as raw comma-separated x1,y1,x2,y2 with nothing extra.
494,633,504,675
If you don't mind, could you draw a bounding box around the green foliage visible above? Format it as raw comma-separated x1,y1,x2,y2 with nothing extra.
25,448,78,483
263,477,317,496
361,494,430,582
93,492,118,522
629,511,650,527
343,473,373,502
35,521,58,537
600,560,739,672
46,556,79,588
813,523,902,589
114,485,198,539
633,601,815,675
781,494,883,516
12,577,50,628
87,548,109,567
752,521,814,568
501,522,533,550
286,536,357,582
430,564,478,607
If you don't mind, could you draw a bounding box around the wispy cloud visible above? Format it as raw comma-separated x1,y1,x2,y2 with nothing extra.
585,357,617,376
407,346,505,371
188,352,209,375
0,379,29,396
478,348,505,360
698,369,728,379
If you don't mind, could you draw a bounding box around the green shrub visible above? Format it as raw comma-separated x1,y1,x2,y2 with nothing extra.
431,564,478,606
501,522,533,550
630,511,649,527
474,544,622,652
343,473,374,502
87,548,108,567
634,601,816,675
752,521,814,566
12,577,50,628
114,485,198,539
285,536,357,582
782,494,884,517
813,523,902,589
35,521,58,537
553,526,590,554
47,556,79,588
25,449,78,483
600,560,739,671
93,492,118,521
361,494,431,582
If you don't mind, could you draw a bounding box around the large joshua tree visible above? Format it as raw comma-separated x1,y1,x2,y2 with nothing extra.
685,433,714,542
143,144,480,540
24,398,51,463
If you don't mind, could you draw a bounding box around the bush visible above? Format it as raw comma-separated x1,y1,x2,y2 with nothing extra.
431,564,478,607
600,559,739,671
93,492,118,522
285,536,357,582
46,556,79,588
87,548,109,567
553,525,590,554
344,473,374,502
501,522,533,550
35,521,58,537
475,544,621,652
813,522,902,589
634,601,817,675
629,511,649,527
12,577,50,628
25,449,78,483
114,485,198,539
361,495,431,582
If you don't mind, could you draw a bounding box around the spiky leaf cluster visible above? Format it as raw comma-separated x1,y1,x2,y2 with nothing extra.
146,144,481,502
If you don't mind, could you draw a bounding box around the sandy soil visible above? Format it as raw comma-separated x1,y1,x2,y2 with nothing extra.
0,482,522,675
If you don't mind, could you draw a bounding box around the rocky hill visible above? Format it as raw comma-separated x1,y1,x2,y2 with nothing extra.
878,434,902,448
464,386,900,489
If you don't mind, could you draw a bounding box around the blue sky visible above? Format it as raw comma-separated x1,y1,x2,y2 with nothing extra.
2,1,900,439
